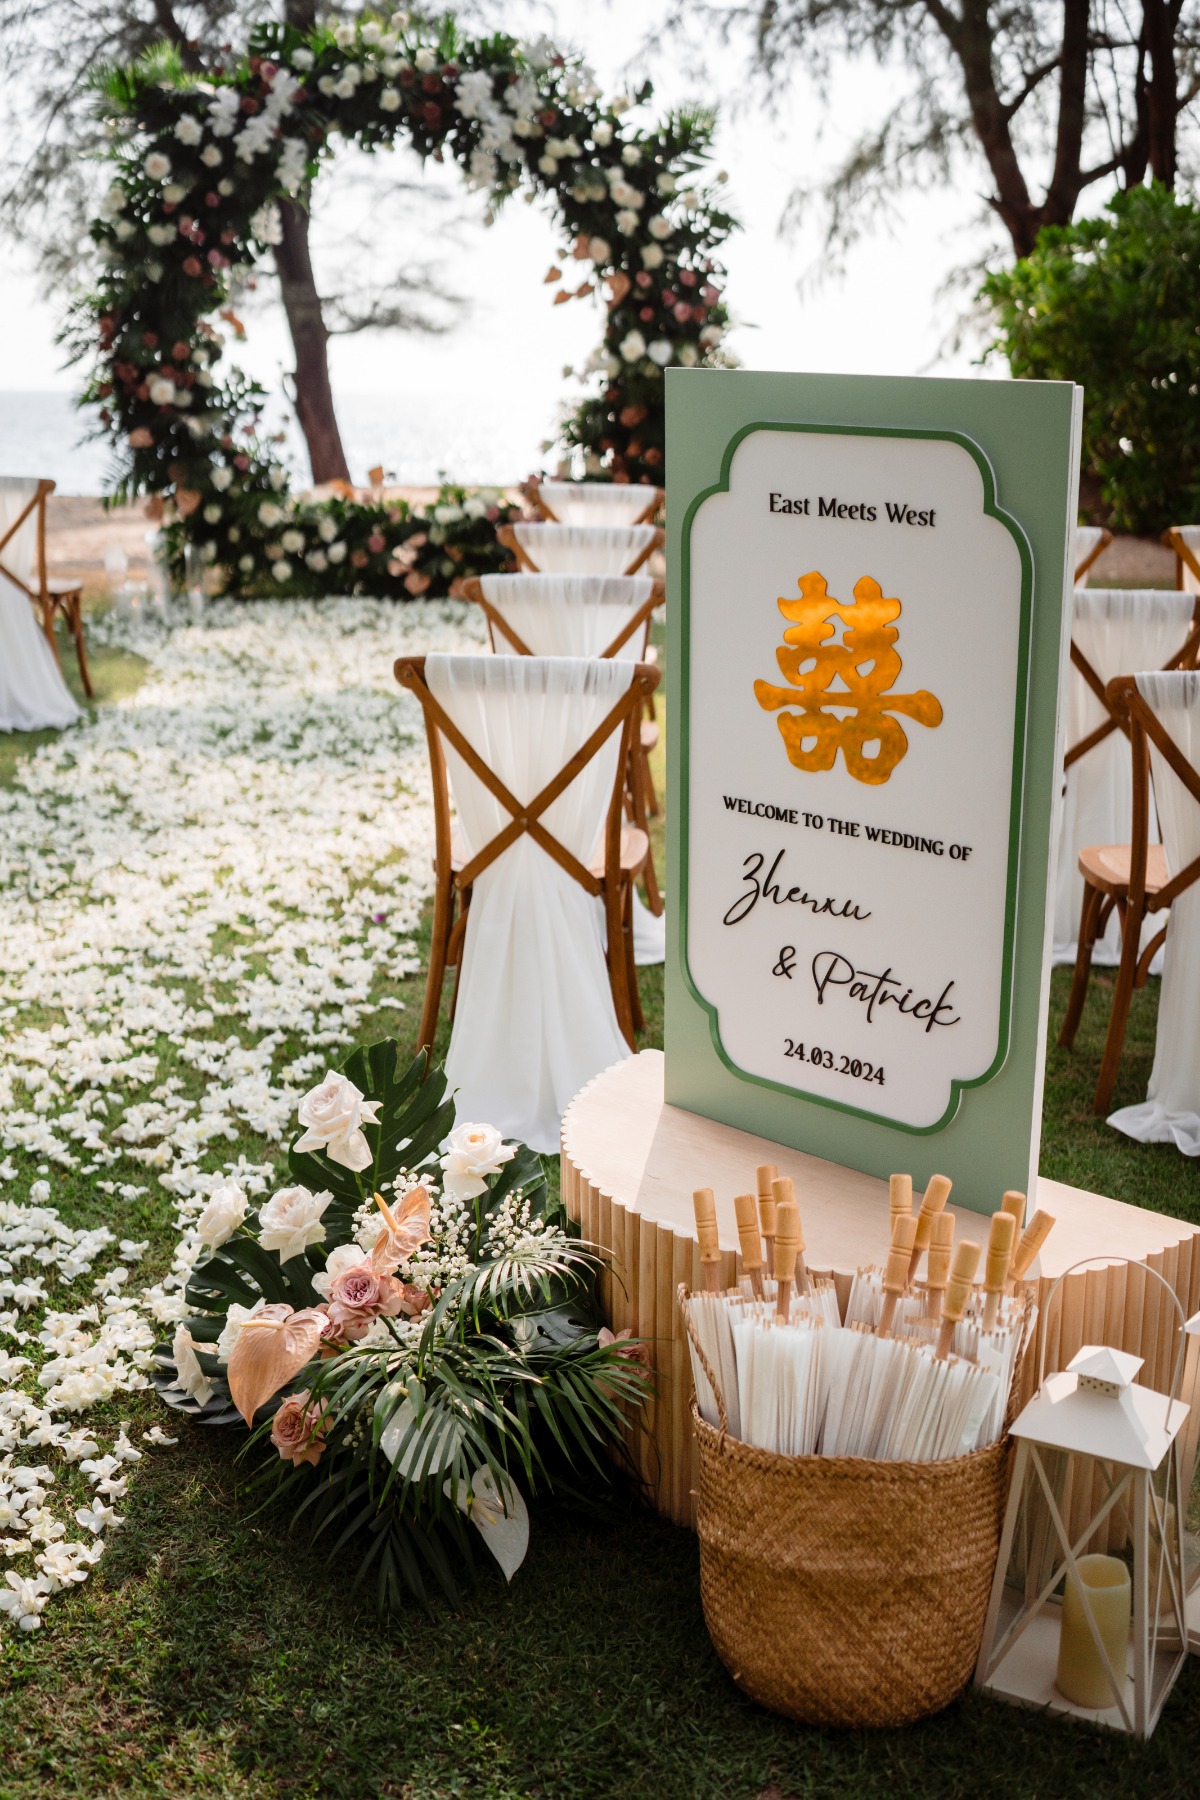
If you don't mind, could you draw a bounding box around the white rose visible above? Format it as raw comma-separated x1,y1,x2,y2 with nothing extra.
311,1243,365,1300
699,323,724,346
290,48,314,71
587,235,611,265
334,22,356,46
258,501,282,527
113,219,134,241
294,1071,382,1171
538,155,558,176
238,554,254,572
148,378,175,405
678,342,699,367
592,121,613,147
281,528,305,553
327,542,347,564
317,515,338,542
215,1298,265,1361
174,115,203,145
615,209,639,236
640,243,664,270
196,1178,247,1248
656,171,677,196
318,76,336,96
202,503,222,524
612,92,633,113
271,559,292,582
144,151,171,180
463,496,487,520
361,20,381,43
257,1185,332,1262
433,503,464,524
211,466,233,492
379,87,401,112
228,525,240,542
217,178,234,196
170,1325,214,1406
200,144,223,167
414,46,437,71
333,76,357,100
647,215,672,240
620,329,647,363
621,143,641,165
439,1123,517,1202
648,339,673,366
269,465,288,490
305,549,328,572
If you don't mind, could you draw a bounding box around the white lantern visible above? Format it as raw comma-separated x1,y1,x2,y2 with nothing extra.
974,1263,1189,1738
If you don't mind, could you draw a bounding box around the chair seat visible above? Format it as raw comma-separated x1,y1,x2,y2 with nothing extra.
45,578,83,600
448,820,648,880
640,720,659,752
1078,842,1170,897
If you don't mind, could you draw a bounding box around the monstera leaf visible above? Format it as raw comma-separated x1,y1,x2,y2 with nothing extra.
287,1044,456,1237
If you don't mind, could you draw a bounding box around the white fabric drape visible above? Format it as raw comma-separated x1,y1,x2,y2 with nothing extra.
1053,588,1195,966
538,481,656,528
1109,671,1200,1155
427,653,633,1152
1169,525,1200,595
0,477,81,733
1073,526,1108,586
479,573,654,660
511,522,658,576
475,573,665,968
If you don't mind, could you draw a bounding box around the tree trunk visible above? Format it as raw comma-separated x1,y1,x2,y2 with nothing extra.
1142,0,1180,185
273,196,352,486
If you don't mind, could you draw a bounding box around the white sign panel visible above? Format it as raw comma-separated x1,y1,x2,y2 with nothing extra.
684,423,1030,1133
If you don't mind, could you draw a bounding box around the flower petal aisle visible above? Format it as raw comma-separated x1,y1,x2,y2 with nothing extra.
0,596,482,1633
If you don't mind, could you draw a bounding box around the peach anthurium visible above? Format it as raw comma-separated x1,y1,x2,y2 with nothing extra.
226,1303,329,1425
369,1186,432,1275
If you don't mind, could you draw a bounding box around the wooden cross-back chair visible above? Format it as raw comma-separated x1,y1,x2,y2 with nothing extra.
457,574,667,913
1074,526,1113,584
1060,674,1200,1112
531,479,663,526
1163,527,1200,592
0,476,92,696
496,521,664,576
1064,594,1200,775
395,653,661,1055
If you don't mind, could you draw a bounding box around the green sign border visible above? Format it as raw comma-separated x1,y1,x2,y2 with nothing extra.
677,419,1033,1135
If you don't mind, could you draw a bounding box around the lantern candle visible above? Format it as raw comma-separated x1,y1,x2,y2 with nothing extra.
1055,1554,1131,1710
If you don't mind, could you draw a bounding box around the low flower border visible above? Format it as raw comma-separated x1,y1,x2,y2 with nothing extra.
76,11,736,599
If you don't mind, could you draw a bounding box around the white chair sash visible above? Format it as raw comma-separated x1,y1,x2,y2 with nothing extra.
538,480,656,527
0,476,81,733
478,573,654,659
1073,525,1107,586
1053,588,1195,966
1109,671,1200,1154
426,653,633,1152
511,522,657,576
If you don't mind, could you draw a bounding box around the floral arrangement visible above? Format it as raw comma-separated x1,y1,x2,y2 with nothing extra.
76,11,736,600
155,1040,650,1608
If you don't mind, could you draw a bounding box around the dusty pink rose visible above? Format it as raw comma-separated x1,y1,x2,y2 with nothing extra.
325,1263,405,1342
270,1390,329,1467
397,1283,432,1319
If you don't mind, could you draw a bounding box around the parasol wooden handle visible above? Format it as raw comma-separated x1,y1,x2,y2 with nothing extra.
756,1162,778,1275
982,1209,1017,1328
924,1211,955,1321
889,1172,913,1236
935,1240,981,1358
692,1187,722,1294
878,1213,917,1337
998,1189,1027,1231
770,1175,810,1295
773,1197,800,1319
908,1173,952,1280
1011,1209,1055,1282
733,1191,764,1298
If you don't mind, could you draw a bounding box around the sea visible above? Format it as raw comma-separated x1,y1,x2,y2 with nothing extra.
0,388,555,494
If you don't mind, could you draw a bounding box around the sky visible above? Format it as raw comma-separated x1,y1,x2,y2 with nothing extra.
0,0,1005,487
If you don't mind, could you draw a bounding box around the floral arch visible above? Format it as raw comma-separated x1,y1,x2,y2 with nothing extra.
79,13,735,598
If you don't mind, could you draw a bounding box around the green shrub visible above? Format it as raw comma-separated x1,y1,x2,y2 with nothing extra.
982,185,1200,536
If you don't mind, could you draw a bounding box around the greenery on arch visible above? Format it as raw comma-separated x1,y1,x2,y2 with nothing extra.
77,12,736,599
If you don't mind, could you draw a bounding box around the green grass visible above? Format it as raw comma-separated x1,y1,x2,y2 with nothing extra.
1,625,1198,1799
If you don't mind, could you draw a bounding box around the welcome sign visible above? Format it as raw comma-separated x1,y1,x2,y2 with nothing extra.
664,371,1082,1211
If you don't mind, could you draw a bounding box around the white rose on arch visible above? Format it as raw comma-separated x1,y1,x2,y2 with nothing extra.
640,243,664,270
440,1123,517,1203
647,215,672,241
648,340,673,367
257,1185,332,1262
196,1179,248,1248
294,1071,382,1171
620,329,647,363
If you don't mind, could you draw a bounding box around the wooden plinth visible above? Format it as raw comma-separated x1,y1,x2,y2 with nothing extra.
561,1049,1200,1531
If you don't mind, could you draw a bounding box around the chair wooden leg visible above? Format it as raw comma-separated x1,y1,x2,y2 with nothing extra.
639,737,660,817
626,877,644,1033
418,876,453,1053
606,883,636,1049
627,746,664,919
39,601,64,673
1093,905,1141,1115
1059,880,1105,1049
68,598,94,698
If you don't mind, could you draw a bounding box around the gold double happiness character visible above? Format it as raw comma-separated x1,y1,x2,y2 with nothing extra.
754,571,943,786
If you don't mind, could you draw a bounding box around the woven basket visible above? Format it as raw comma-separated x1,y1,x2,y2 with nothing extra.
693,1406,1009,1726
